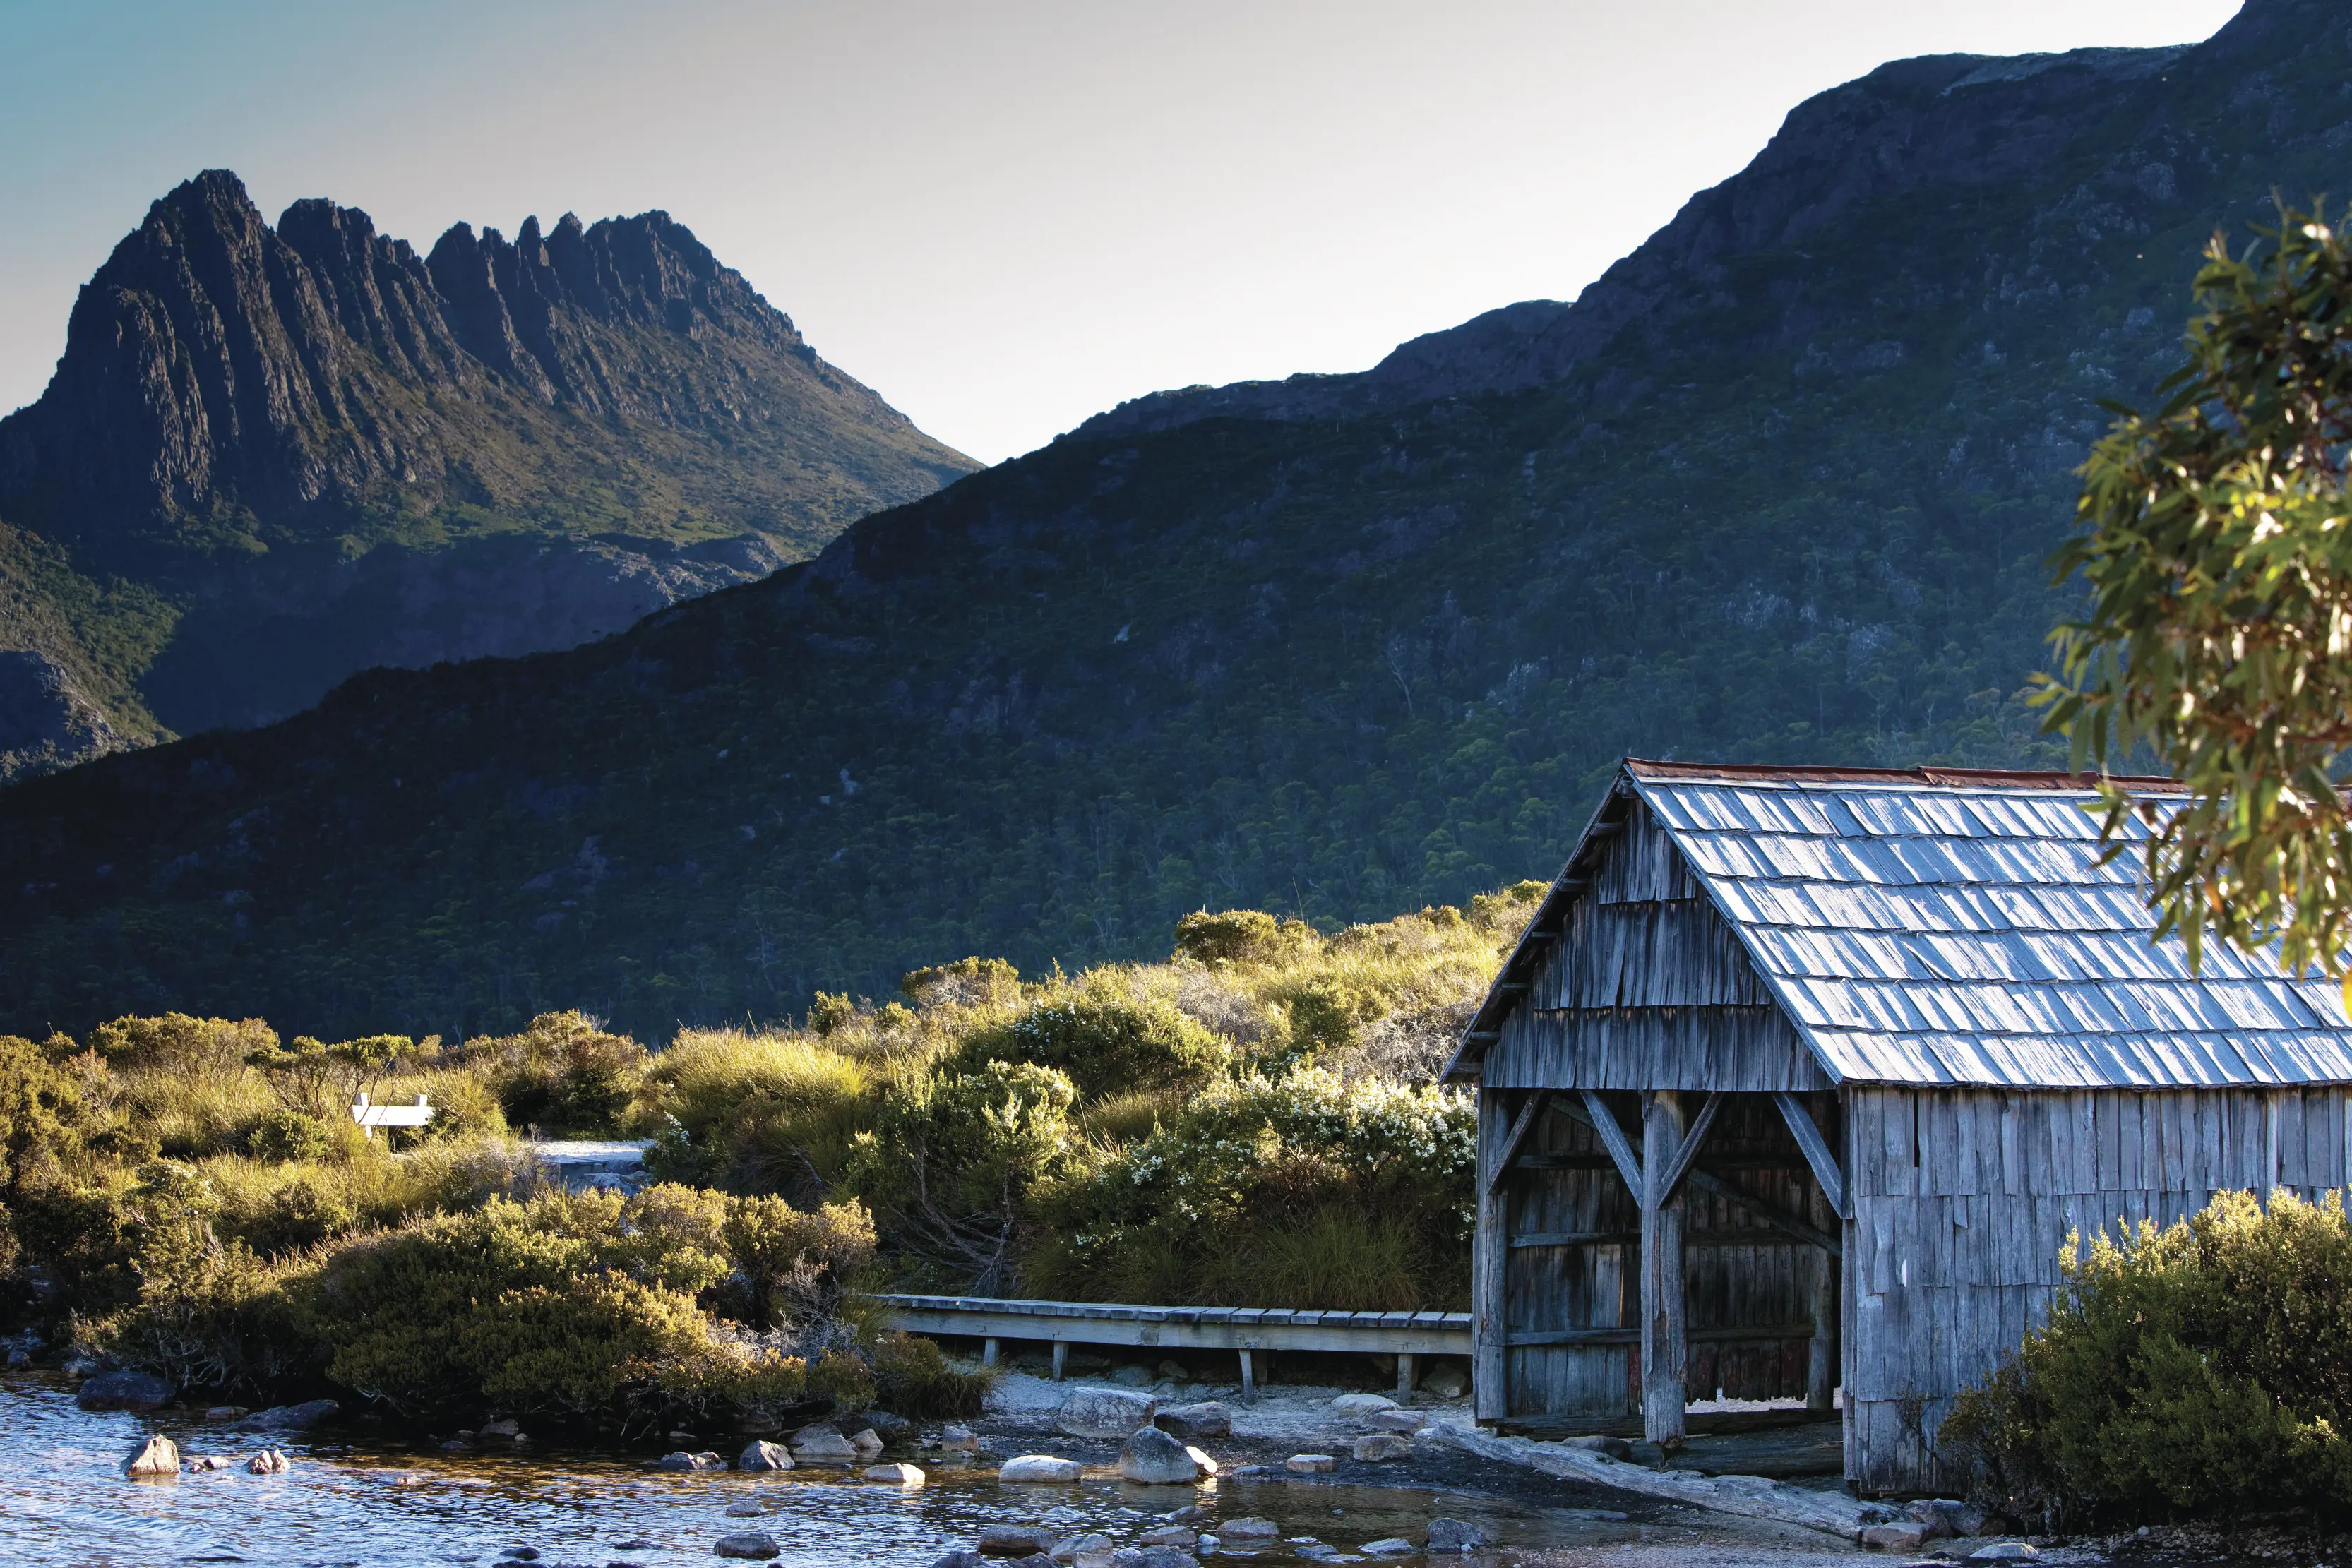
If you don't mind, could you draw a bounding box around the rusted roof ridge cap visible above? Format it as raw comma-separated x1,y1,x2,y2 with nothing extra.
1623,758,2185,791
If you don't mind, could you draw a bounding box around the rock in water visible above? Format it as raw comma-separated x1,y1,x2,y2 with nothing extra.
1352,1434,1414,1461
122,1434,179,1476
714,1531,781,1560
849,1428,884,1459
1152,1401,1231,1441
739,1440,794,1471
997,1454,1083,1483
477,1417,520,1438
929,1554,986,1568
1968,1548,2041,1563
1426,1518,1487,1552
77,1370,175,1411
1056,1385,1157,1439
246,1449,291,1474
788,1423,859,1464
1138,1526,1196,1547
938,1424,981,1452
866,1462,924,1485
977,1524,1059,1555
234,1399,340,1431
1118,1550,1196,1568
724,1500,765,1518
1219,1519,1280,1545
1286,1454,1336,1473
1118,1426,1200,1485
861,1411,917,1444
656,1451,701,1471
1362,1542,1414,1557
1183,1444,1218,1477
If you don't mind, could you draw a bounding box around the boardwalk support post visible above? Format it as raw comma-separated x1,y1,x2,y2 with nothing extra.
1239,1348,1256,1403
1397,1352,1416,1399
983,1337,999,1369
1051,1341,1068,1382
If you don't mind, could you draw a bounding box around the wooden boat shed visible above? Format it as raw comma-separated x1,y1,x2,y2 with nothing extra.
1442,760,2352,1492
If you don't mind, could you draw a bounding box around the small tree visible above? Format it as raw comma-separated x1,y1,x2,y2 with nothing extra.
2044,201,2352,983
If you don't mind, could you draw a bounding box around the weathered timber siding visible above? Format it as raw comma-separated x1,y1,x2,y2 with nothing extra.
1487,800,1833,1094
1502,1094,1638,1417
1845,1083,2352,1492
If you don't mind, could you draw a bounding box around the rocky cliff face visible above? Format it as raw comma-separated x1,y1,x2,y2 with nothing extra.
0,172,977,760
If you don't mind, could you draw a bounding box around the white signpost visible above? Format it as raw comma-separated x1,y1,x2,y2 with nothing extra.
350,1092,435,1139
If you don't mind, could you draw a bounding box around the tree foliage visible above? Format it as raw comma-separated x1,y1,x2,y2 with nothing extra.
2047,203,2352,980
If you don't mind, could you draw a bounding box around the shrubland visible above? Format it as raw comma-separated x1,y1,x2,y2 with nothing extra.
1945,1189,2352,1526
0,886,1538,1430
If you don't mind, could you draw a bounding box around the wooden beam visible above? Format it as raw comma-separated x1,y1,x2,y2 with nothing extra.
1486,1090,1553,1195
1774,1091,1850,1220
1472,1091,1510,1423
1641,1090,1689,1445
1509,1230,1641,1249
1570,1089,1644,1195
1505,1322,1817,1349
1654,1091,1724,1204
1508,1152,1620,1171
1684,1169,1841,1257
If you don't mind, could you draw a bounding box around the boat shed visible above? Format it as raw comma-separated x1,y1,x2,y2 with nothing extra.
1441,760,2352,1493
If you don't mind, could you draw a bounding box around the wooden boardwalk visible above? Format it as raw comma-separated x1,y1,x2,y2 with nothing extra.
871,1293,1471,1400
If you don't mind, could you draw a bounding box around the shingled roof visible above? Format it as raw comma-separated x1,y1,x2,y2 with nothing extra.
1443,760,2352,1090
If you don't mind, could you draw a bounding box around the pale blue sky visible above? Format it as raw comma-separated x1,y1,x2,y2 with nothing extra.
1,0,2244,463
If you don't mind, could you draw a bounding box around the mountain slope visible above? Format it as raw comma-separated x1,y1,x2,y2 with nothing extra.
0,172,977,763
0,0,2334,1039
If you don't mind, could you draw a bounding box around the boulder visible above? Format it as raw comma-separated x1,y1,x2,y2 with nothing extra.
1113,1551,1193,1568
861,1410,917,1444
938,1424,981,1452
1330,1392,1397,1417
714,1532,781,1560
1183,1445,1218,1477
998,1454,1084,1483
1138,1526,1195,1548
1421,1363,1470,1399
77,1370,175,1412
657,1450,724,1471
1109,1364,1154,1387
1967,1548,2040,1563
1219,1519,1279,1545
201,1406,249,1423
788,1425,859,1464
1426,1518,1487,1552
1118,1426,1200,1485
235,1399,340,1431
930,1555,987,1568
1054,1533,1116,1559
1563,1434,1632,1459
1154,1360,1190,1382
478,1418,520,1439
724,1500,765,1518
866,1463,925,1485
1152,1401,1231,1441
740,1440,794,1471
1286,1453,1336,1473
246,1449,292,1475
1352,1433,1414,1461
979,1524,1061,1555
849,1428,885,1459
1910,1499,1990,1539
1365,1408,1427,1432
188,1455,231,1471
122,1434,179,1477
1861,1523,1927,1551
1057,1385,1156,1439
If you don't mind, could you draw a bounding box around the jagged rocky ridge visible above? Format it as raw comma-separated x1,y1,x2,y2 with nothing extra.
0,172,976,763
0,0,2333,1037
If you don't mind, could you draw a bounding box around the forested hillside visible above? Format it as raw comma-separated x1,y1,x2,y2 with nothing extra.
0,0,2331,1040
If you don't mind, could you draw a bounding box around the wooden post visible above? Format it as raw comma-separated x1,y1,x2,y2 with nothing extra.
1808,1171,1839,1414
1473,1089,1511,1423
1397,1353,1416,1400
1239,1348,1256,1403
1051,1341,1068,1382
983,1337,999,1369
1640,1090,1688,1445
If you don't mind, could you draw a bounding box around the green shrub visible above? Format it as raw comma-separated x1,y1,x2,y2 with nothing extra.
1174,909,1318,968
1943,1189,2352,1524
953,994,1224,1099
1027,1067,1472,1310
638,1031,879,1196
847,1059,1082,1293
722,1194,876,1331
87,1015,278,1075
900,957,1022,1010
0,1034,94,1192
460,1012,645,1135
871,1331,990,1418
250,1109,331,1163
243,1175,357,1257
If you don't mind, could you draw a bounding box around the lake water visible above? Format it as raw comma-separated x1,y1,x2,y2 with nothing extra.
0,1375,1584,1568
